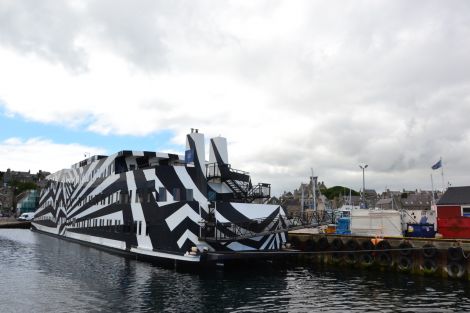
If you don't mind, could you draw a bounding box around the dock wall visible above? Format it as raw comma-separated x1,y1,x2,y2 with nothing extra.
289,232,470,280
0,221,31,229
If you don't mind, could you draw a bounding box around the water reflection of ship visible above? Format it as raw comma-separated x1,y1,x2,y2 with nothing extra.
29,230,291,312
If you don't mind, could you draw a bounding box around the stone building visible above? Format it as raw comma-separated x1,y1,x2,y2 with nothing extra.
0,187,14,212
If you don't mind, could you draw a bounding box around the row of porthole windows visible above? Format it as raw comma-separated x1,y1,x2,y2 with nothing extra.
77,187,194,207
40,187,195,211
34,215,56,223
68,218,151,236
35,215,159,238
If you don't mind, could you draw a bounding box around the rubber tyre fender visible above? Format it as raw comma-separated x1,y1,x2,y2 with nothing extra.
422,244,438,259
346,239,360,251
376,240,392,251
345,239,360,264
398,241,413,257
448,247,464,262
330,238,344,252
447,261,465,279
397,255,412,271
361,240,375,252
345,252,357,264
377,251,392,267
330,238,344,262
317,237,330,251
360,253,374,267
422,258,437,274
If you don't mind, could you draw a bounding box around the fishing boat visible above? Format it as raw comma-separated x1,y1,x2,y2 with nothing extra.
31,129,289,267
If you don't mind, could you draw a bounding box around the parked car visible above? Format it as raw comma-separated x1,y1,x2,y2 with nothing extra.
17,212,35,221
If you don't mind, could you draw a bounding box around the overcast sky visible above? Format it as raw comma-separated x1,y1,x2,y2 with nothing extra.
1,0,469,196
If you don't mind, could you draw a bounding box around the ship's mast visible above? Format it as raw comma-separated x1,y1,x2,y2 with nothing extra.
311,168,316,212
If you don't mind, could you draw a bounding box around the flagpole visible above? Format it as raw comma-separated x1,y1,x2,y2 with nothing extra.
440,157,445,192
430,173,435,205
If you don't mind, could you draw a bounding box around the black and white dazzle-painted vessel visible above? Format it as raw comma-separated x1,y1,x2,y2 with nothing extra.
32,129,289,266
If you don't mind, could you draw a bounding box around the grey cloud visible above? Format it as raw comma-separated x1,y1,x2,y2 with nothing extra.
2,0,470,195
0,0,87,71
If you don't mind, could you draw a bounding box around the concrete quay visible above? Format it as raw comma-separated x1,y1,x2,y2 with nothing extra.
289,230,470,280
0,218,31,229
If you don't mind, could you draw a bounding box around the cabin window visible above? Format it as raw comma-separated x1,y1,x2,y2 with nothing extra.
138,221,142,235
145,221,150,236
173,188,181,201
158,187,167,202
462,207,470,217
129,190,133,203
186,189,194,201
208,191,216,201
120,192,129,204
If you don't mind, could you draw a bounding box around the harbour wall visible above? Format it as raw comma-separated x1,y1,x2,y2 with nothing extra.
288,231,470,280
0,220,31,229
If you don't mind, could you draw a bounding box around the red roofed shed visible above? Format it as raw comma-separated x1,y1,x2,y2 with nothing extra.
437,186,470,238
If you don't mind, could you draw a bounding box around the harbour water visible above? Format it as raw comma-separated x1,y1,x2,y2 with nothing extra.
1,229,470,312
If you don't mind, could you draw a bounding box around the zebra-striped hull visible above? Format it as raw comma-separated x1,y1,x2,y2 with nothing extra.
32,131,288,265
32,167,288,265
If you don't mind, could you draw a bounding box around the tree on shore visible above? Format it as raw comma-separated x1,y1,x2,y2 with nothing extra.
9,180,38,196
323,186,359,200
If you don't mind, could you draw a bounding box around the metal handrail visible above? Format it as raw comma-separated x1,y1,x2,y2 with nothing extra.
205,162,249,176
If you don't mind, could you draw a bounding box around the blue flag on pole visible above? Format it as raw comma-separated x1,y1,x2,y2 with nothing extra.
431,159,442,170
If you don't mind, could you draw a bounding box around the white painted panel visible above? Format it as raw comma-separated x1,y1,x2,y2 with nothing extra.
165,204,201,231
176,229,199,248
226,241,256,251
231,203,283,219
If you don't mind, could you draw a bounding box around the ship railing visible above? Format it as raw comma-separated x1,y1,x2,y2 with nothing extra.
206,162,250,180
287,210,337,227
201,215,281,242
201,214,316,242
206,163,221,179
247,183,271,199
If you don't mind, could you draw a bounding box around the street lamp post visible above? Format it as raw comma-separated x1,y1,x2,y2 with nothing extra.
359,164,368,208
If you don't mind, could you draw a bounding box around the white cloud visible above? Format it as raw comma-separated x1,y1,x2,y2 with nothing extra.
1,0,470,194
0,138,105,173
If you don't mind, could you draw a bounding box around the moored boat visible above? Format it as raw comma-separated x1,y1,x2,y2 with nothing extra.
32,129,290,267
